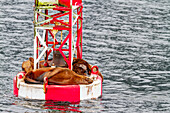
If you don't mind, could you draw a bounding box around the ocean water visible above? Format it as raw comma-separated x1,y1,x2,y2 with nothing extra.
0,0,170,112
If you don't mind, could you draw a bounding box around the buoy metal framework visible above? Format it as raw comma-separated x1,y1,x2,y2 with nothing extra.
34,0,83,70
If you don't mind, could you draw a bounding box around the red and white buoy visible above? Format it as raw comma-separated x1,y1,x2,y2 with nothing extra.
13,69,102,102
13,0,102,102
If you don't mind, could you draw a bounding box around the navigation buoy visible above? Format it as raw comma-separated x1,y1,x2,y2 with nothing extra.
13,0,102,102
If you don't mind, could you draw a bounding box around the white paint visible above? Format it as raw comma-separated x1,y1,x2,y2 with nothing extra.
80,78,102,100
90,74,98,81
34,37,37,70
36,32,48,62
19,82,45,100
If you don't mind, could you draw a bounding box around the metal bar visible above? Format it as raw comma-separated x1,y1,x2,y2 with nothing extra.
36,6,56,9
80,8,83,59
78,6,83,15
45,9,48,61
51,12,63,17
36,33,39,68
34,36,37,69
52,19,70,27
34,7,38,69
69,6,73,70
61,31,62,44
35,25,54,29
35,46,48,65
49,30,58,43
58,33,70,67
37,32,48,47
35,10,52,18
35,18,53,25
53,12,70,20
53,5,70,11
43,30,46,41
69,17,72,70
53,48,69,51
59,32,70,50
35,32,48,64
73,13,79,26
76,7,79,58
47,41,59,45
59,49,69,66
53,26,70,30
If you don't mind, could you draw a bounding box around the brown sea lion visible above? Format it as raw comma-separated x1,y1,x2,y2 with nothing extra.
22,57,103,83
24,67,93,85
22,57,52,73
72,58,92,76
22,57,34,73
72,58,103,82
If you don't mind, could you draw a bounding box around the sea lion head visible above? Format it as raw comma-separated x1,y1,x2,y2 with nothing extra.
73,59,91,76
22,57,34,73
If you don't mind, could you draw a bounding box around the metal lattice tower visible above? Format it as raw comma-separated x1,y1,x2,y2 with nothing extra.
34,0,83,70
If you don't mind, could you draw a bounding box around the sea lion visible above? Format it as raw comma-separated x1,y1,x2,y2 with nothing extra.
22,57,103,83
72,58,103,82
22,57,34,73
24,67,93,85
22,57,52,73
72,58,92,76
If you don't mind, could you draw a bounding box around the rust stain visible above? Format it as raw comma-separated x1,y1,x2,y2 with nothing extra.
91,97,97,100
86,85,93,96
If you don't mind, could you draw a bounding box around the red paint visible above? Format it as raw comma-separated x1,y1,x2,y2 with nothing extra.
53,5,70,11
45,85,80,102
91,66,99,74
18,75,23,79
53,26,70,31
44,62,48,67
13,76,18,97
18,71,26,77
53,12,70,21
13,72,25,97
58,34,70,66
68,8,72,70
58,0,82,8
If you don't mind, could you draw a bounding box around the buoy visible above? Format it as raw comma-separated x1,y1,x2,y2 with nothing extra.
13,0,102,102
13,71,102,102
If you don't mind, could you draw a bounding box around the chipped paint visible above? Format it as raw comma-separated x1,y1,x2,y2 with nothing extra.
80,77,102,100
86,85,93,96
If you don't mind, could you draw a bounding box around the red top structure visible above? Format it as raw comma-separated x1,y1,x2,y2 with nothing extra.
34,0,83,70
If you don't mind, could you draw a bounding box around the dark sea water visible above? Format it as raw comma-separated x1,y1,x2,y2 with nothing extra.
0,0,170,112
